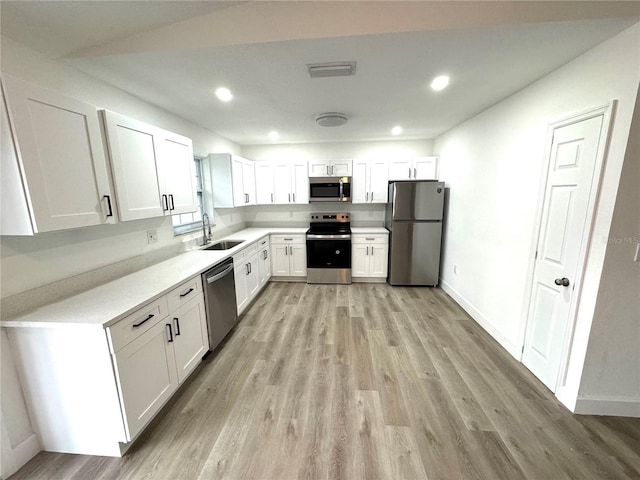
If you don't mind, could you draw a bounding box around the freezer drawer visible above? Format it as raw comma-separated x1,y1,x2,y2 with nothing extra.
388,221,442,286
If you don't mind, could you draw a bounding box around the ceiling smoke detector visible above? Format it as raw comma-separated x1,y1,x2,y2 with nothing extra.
308,61,356,78
315,112,348,127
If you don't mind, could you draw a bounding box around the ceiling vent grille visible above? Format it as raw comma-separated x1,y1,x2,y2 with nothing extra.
307,61,356,78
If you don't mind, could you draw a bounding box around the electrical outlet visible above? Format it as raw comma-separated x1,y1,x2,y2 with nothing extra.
147,229,158,244
453,264,458,274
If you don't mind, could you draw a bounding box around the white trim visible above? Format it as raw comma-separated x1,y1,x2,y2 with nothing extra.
440,278,521,359
574,395,640,417
520,101,616,394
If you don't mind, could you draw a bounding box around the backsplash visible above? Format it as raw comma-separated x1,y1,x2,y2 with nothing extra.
243,203,386,227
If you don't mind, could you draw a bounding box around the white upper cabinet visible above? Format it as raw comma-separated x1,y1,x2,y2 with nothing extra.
257,159,308,205
206,153,256,208
158,131,198,216
102,111,197,221
1,75,115,234
389,156,438,181
308,159,352,177
255,161,275,204
352,158,388,204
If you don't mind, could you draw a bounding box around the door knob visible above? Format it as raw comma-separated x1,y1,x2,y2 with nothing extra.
554,277,570,287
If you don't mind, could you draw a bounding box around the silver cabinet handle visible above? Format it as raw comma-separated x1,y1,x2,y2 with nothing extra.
271,193,274,203
327,165,330,175
293,193,296,203
285,246,288,255
366,192,368,202
366,237,375,241
371,192,373,201
371,247,374,256
284,238,293,241
288,193,291,203
414,167,417,179
366,246,369,256
290,246,293,255
408,167,411,178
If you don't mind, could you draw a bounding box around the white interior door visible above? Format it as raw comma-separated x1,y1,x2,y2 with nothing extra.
522,114,604,391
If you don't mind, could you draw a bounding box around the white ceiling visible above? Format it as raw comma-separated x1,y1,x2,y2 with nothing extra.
1,1,638,145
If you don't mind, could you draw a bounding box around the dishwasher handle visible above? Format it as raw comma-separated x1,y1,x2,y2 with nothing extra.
206,264,234,284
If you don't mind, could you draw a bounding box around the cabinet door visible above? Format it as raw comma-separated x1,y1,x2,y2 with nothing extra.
234,260,249,313
370,244,389,277
351,159,369,204
291,161,309,204
3,76,115,231
289,244,307,276
413,156,438,180
351,244,370,277
331,159,352,177
258,246,271,286
171,296,207,384
103,111,165,221
246,252,260,300
231,157,245,207
369,158,389,203
242,160,256,205
255,161,275,204
308,159,331,177
273,161,293,204
112,320,178,440
158,131,198,215
271,244,290,276
388,158,412,180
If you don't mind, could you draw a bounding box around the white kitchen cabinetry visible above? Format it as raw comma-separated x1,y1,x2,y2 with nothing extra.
233,243,260,315
206,153,256,208
352,158,389,204
308,158,352,177
102,111,197,221
1,75,115,234
352,234,389,281
389,156,438,181
257,236,271,287
5,276,208,457
255,160,309,205
270,235,307,278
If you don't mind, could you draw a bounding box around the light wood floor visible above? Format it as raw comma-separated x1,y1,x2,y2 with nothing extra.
10,283,640,480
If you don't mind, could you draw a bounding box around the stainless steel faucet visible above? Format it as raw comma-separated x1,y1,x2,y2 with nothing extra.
202,213,212,244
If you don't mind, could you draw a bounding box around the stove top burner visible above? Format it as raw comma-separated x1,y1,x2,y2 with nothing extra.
307,212,351,235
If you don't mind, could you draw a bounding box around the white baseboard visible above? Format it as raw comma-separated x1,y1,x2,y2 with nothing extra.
439,279,522,360
574,395,640,417
4,433,40,478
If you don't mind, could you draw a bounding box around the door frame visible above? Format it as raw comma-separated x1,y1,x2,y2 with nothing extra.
518,100,616,393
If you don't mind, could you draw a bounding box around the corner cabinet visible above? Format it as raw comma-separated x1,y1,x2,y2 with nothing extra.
102,111,198,221
1,75,115,234
389,156,438,181
352,158,389,204
352,233,389,281
270,234,307,279
5,277,208,457
205,153,256,208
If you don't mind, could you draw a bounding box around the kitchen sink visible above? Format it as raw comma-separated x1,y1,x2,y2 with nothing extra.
203,240,244,251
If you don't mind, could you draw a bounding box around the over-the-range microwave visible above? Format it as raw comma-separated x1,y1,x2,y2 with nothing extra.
309,177,351,202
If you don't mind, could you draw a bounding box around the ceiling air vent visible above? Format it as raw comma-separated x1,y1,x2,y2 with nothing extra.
316,112,348,127
307,61,356,78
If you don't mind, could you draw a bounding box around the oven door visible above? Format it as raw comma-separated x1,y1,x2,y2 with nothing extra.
306,235,351,268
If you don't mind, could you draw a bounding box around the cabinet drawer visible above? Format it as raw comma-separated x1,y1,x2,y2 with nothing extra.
108,297,169,353
166,276,202,313
271,234,305,244
352,234,389,244
257,236,270,249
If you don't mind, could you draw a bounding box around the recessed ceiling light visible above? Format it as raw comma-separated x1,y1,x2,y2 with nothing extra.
391,126,403,136
268,131,279,141
430,75,449,91
215,87,233,102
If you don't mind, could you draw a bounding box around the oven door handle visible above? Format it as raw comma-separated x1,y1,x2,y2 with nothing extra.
306,234,351,240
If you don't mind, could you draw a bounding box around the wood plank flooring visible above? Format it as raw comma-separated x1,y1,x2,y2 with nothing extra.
10,283,640,480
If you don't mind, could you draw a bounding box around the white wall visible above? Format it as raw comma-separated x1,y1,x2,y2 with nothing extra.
434,23,640,411
577,87,640,416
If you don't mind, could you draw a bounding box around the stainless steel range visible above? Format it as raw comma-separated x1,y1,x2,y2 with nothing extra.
306,212,352,284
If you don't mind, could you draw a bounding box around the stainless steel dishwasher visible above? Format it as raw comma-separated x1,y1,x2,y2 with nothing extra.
202,258,238,351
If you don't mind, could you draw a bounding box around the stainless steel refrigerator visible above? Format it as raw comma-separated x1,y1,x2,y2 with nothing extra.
385,181,445,286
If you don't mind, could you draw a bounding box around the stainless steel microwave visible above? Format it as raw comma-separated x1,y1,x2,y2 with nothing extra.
309,177,351,202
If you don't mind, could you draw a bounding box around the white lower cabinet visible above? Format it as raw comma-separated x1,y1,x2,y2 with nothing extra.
352,234,389,280
5,277,208,457
233,241,265,315
257,236,271,287
270,235,307,278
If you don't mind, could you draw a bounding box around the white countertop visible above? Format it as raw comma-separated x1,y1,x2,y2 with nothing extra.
351,227,389,234
0,227,314,329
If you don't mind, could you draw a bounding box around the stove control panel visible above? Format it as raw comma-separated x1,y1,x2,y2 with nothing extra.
310,212,350,222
